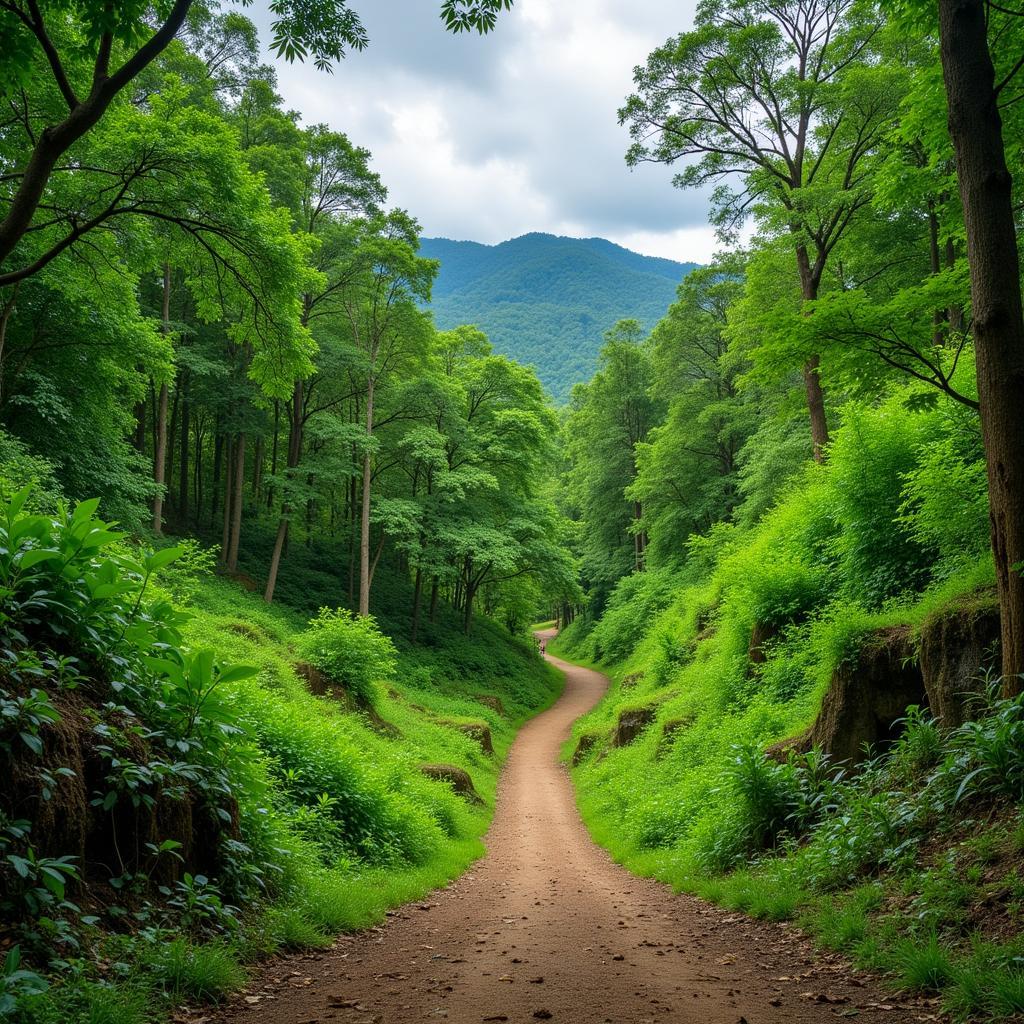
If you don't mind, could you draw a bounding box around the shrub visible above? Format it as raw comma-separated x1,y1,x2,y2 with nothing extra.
892,706,944,779
898,424,989,577
296,608,397,706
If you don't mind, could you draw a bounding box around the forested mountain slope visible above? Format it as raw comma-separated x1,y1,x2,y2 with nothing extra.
420,234,698,401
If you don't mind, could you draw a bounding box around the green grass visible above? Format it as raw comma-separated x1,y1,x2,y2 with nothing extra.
17,562,561,1024
148,940,247,1003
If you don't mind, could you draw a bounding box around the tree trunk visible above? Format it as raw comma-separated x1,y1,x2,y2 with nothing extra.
267,400,280,510
358,375,375,616
938,0,1024,692
411,567,423,641
348,474,357,606
463,582,475,635
133,387,146,453
264,519,288,604
252,435,263,500
194,415,203,518
211,429,223,529
151,263,171,534
795,243,830,461
0,284,19,408
227,433,245,572
178,390,189,526
264,380,303,604
166,383,179,517
429,576,439,623
220,435,233,562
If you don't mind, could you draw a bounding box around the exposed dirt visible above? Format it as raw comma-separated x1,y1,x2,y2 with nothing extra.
203,636,937,1024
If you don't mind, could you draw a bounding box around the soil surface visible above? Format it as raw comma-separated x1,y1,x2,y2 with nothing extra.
203,635,938,1024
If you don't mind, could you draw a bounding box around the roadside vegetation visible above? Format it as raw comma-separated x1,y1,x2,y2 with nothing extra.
0,480,558,1021
555,2,1024,1020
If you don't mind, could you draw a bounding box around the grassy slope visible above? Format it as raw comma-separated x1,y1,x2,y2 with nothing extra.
551,568,1024,1022
23,573,561,1023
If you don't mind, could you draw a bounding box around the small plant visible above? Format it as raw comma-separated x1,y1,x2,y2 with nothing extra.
149,938,245,1002
894,931,953,992
949,689,1024,804
296,608,397,706
0,946,48,1015
892,706,943,778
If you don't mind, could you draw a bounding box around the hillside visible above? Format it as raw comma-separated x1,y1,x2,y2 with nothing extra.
420,233,698,402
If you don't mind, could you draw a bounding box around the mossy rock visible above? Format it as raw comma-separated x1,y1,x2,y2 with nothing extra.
572,732,601,766
439,719,494,755
620,672,645,690
612,705,657,747
475,694,506,717
419,764,483,804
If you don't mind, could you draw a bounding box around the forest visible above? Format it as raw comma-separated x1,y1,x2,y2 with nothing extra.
556,0,1024,1017
1,0,1024,1022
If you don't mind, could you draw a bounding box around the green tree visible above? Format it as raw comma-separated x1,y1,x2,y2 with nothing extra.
620,0,895,460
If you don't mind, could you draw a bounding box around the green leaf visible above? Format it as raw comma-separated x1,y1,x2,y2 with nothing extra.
17,548,63,570
215,663,259,685
144,546,184,572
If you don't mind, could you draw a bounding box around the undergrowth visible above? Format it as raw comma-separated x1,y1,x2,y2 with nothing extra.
0,491,560,1022
557,394,1023,1022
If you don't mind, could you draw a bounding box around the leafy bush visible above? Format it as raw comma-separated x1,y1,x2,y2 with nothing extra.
296,608,397,706
827,402,934,605
899,423,989,577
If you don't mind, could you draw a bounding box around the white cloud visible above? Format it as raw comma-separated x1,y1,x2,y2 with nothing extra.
250,1,710,261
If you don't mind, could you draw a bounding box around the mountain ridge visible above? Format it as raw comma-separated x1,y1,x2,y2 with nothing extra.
420,233,698,401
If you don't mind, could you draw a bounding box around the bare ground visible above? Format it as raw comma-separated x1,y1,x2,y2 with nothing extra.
201,639,940,1024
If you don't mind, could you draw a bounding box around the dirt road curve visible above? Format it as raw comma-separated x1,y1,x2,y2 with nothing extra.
208,637,934,1024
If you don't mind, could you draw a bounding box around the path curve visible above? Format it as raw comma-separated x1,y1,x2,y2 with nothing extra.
210,636,931,1024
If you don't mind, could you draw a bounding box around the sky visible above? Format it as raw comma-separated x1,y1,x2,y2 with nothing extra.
250,0,715,263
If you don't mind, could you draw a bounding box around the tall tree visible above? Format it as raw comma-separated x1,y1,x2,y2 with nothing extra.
0,0,512,285
620,0,893,459
932,0,1024,690
337,211,436,615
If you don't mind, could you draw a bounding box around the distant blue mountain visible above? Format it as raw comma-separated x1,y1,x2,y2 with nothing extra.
420,233,698,401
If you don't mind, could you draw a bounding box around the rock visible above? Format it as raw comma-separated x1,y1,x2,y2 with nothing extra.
441,720,494,755
782,626,926,767
572,733,600,765
748,620,782,668
919,594,1000,727
612,706,656,747
419,764,484,804
620,672,645,690
475,695,506,717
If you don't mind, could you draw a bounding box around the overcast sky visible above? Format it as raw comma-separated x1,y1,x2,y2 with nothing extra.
250,0,713,262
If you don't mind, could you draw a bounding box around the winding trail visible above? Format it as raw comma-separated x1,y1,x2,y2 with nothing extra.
208,635,934,1024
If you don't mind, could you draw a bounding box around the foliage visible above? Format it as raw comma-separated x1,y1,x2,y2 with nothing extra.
296,608,397,706
0,487,560,1020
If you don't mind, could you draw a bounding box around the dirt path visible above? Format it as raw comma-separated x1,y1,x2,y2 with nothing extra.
209,637,935,1024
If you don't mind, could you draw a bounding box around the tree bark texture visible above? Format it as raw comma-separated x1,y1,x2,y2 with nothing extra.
938,0,1024,691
